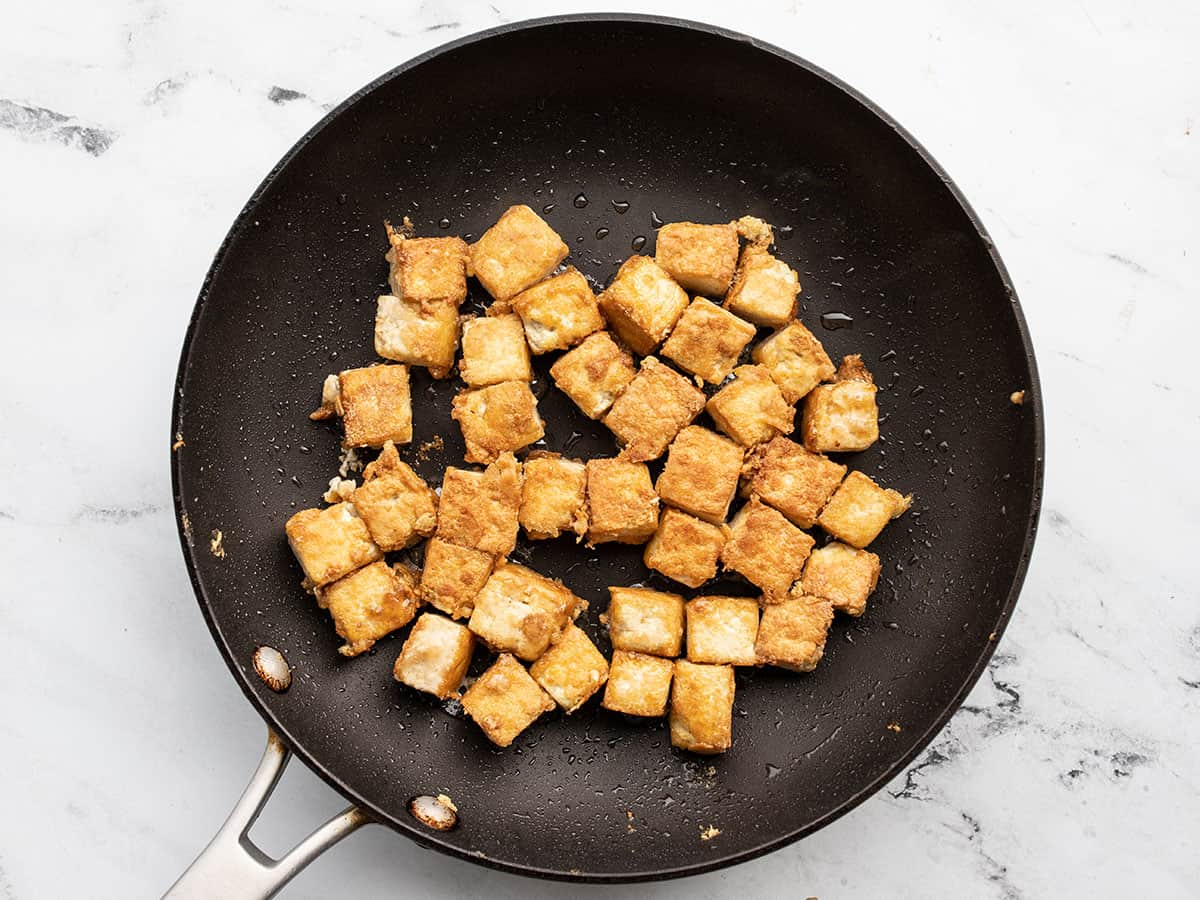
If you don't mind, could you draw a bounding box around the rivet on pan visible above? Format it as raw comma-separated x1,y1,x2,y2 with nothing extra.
408,794,458,831
253,646,292,692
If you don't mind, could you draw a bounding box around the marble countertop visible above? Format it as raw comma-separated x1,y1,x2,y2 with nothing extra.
1,1,1196,897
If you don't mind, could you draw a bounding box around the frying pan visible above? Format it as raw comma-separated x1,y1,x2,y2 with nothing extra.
166,14,1043,896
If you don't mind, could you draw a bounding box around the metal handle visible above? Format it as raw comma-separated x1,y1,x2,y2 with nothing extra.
163,729,370,900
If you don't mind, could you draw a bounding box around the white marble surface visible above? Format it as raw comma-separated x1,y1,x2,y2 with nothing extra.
1,1,1197,897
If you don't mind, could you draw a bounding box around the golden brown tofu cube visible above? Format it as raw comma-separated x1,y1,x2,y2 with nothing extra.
741,436,846,529
529,623,609,713
285,502,382,587
462,653,555,747
801,354,880,452
434,453,521,556
468,563,585,661
723,245,800,327
548,331,637,420
393,612,475,699
351,442,437,551
655,426,743,524
336,365,412,448
720,498,814,599
585,458,659,545
653,222,739,296
419,538,495,619
603,357,706,461
374,294,460,379
315,560,420,657
469,205,569,301
669,660,735,754
643,507,725,588
519,453,587,540
752,321,836,403
511,267,604,353
816,470,911,549
597,255,689,355
602,650,674,717
606,586,685,656
800,541,881,616
451,381,545,465
685,596,760,666
660,297,757,384
755,592,834,672
459,313,532,386
384,233,469,305
706,364,795,447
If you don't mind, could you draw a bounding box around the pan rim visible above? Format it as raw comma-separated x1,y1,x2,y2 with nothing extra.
170,12,1044,883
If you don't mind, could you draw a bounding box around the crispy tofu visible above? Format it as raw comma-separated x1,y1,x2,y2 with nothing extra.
669,660,735,754
800,541,881,616
315,560,420,656
603,357,705,461
529,623,609,713
374,294,460,379
723,245,800,327
755,592,834,672
549,331,637,420
459,313,532,386
801,354,879,452
467,563,585,661
511,267,604,353
602,650,674,717
655,426,744,524
393,612,475,699
469,205,569,301
335,365,412,448
643,507,725,588
752,321,836,403
606,586,685,656
519,453,587,540
434,453,521,556
597,256,689,355
706,364,795,447
720,498,814,599
451,381,545,464
384,232,469,305
419,538,495,619
351,441,437,551
462,653,555,747
685,596,760,666
585,458,659,545
660,297,757,384
285,502,382,587
816,470,911,549
653,222,739,296
741,436,846,529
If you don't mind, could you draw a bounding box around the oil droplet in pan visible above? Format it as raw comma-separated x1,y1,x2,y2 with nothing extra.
573,193,588,208
631,235,647,252
611,200,630,214
820,311,854,330
595,227,610,240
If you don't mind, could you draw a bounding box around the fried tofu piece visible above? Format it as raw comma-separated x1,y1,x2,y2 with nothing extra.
418,538,495,619
720,498,814,599
660,297,757,384
801,355,879,452
655,426,744,524
606,586,685,656
393,612,476,699
459,313,532,386
285,502,382,587
315,560,420,656
384,231,469,305
685,596,760,666
706,364,795,447
752,321,836,403
741,436,846,529
597,256,689,355
549,331,637,420
462,653,555,747
468,563,585,661
643,507,725,588
602,650,674,717
529,623,609,713
434,453,521,555
519,453,587,540
511,267,604,353
451,381,545,464
375,294,460,379
334,365,412,448
816,470,911,549
723,245,800,327
653,222,739,296
585,458,658,545
351,442,437,551
800,542,881,616
755,592,833,672
669,660,735,754
603,357,705,461
470,205,569,301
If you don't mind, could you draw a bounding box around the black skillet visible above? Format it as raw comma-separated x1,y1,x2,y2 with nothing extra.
166,14,1043,895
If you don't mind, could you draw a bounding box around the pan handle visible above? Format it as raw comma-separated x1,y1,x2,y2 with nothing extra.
163,729,370,900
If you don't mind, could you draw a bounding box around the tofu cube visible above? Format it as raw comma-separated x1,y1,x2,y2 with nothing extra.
653,222,739,296
603,357,705,461
585,458,659,545
384,232,469,305
800,541,882,616
549,331,637,420
816,470,911,549
669,660,735,754
336,365,412,448
434,453,521,556
351,441,438,551
418,538,495,619
462,653,555,747
374,294,460,379
511,267,604,353
468,563,585,661
801,354,880,452
393,612,476,699
285,502,382,587
606,586,684,656
519,453,587,540
602,650,674,717
459,313,532,386
741,436,846,529
643,507,725,588
597,256,689,355
720,498,815,599
685,596,760,666
655,426,743,524
752,321,835,403
755,592,834,672
529,623,609,713
660,297,757,384
706,364,795,447
451,380,545,465
315,560,420,656
722,245,800,327
469,205,569,301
